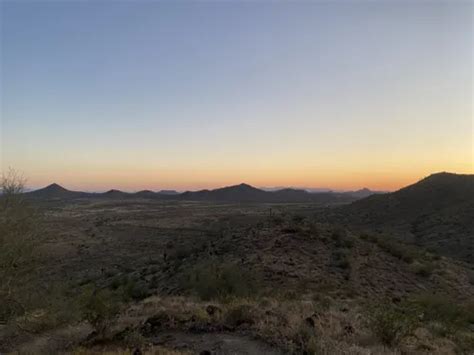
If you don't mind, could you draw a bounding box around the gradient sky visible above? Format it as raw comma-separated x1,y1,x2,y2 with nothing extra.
1,1,472,192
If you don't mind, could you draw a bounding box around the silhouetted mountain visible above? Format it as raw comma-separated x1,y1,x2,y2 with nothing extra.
25,182,360,204
261,186,333,193
157,190,179,195
180,183,268,202
135,190,157,198
338,172,474,262
179,183,356,203
103,189,130,199
26,183,87,199
345,188,387,199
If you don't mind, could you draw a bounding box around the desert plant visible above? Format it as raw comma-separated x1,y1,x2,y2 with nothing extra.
79,285,121,336
0,169,41,324
368,304,417,346
181,261,259,300
410,261,434,278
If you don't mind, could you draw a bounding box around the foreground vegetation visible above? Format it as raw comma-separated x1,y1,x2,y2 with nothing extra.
1,171,473,354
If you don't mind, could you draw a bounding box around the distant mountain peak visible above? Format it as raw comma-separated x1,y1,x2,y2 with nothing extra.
105,189,124,194
237,183,254,189
44,183,68,191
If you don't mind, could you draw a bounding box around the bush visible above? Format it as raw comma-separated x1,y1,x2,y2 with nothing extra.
332,249,351,270
368,305,417,346
182,261,259,301
79,286,121,336
374,237,415,263
225,303,257,327
409,294,466,325
292,214,305,224
269,215,284,226
410,261,434,278
0,169,42,324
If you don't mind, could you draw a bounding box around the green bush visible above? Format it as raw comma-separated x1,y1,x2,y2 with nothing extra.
182,261,259,300
374,237,415,263
409,294,466,325
410,261,434,278
225,303,257,327
368,305,417,346
79,286,121,336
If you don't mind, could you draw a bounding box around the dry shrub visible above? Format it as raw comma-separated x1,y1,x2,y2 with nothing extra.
0,169,41,324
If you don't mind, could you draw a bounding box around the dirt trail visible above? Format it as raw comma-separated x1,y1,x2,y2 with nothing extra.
152,331,284,355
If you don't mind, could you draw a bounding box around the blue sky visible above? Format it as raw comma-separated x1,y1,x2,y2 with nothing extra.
1,1,472,191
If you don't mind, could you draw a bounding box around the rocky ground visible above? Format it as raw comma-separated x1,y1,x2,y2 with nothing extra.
2,198,474,354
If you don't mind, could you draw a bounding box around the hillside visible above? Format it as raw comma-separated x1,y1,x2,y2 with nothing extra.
4,197,474,354
336,172,474,262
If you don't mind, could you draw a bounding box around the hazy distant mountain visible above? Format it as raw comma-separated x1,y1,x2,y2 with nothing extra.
261,186,333,193
103,189,130,199
338,172,474,262
180,183,269,202
345,188,387,199
157,190,179,195
179,183,356,203
262,186,386,197
24,182,372,204
135,190,157,198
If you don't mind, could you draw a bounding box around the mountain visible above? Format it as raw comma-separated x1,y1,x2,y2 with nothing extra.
25,182,361,204
179,183,356,203
135,190,157,198
345,188,387,199
337,172,474,262
157,190,179,195
25,183,87,199
261,186,333,193
103,189,130,199
180,183,269,202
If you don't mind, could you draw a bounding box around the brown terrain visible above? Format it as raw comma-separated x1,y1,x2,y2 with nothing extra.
1,173,474,354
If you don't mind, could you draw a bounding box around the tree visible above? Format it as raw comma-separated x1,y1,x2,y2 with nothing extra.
0,169,39,325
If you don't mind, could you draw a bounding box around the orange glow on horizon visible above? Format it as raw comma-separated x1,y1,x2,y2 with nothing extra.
19,164,473,193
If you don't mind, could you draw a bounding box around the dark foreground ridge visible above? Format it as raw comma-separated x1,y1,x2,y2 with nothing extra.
329,172,474,262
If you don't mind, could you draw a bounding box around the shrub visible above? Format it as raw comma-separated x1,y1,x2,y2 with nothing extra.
332,249,351,270
410,261,434,278
375,237,415,263
409,294,466,325
0,169,42,324
331,227,347,241
79,286,121,336
368,305,417,346
181,261,259,300
270,215,284,226
292,214,305,224
225,303,257,327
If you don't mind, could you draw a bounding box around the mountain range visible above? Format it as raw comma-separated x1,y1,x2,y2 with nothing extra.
25,182,380,204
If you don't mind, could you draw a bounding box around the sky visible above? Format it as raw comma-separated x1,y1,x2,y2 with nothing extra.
1,1,472,192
